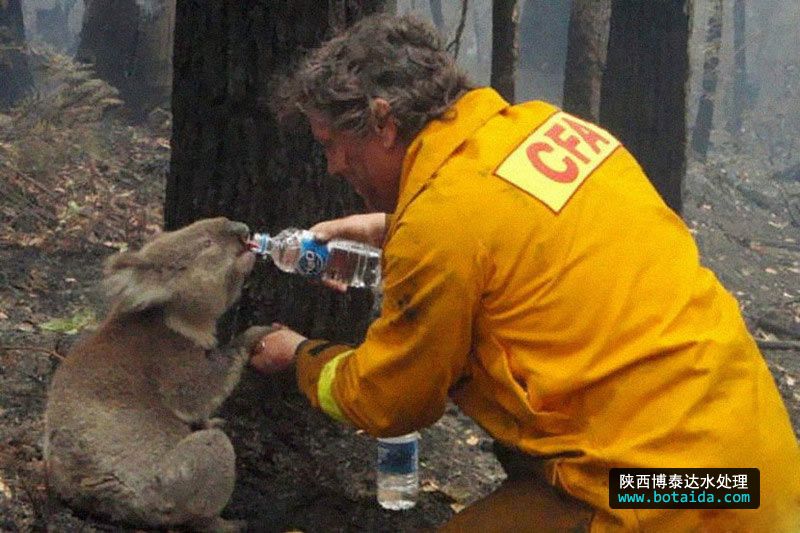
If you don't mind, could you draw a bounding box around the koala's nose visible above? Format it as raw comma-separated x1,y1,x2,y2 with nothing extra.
227,221,250,239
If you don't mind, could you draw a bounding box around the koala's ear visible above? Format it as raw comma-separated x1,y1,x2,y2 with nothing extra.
104,250,148,272
103,251,172,314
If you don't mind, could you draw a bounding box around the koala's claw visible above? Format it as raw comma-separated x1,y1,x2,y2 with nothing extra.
234,325,280,352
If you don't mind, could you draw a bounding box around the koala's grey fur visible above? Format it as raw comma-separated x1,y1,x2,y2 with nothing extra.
44,217,272,532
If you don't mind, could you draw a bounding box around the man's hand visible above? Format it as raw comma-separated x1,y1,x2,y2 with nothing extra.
249,326,308,374
309,213,388,248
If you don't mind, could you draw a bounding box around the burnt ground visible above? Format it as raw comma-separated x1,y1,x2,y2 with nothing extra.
0,54,799,533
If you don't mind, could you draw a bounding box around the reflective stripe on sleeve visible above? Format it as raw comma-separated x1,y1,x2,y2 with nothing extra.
317,349,353,422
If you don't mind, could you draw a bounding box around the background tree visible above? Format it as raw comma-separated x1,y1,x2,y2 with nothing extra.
0,0,33,109
689,0,723,161
76,0,174,118
167,1,385,345
34,0,78,51
561,0,610,121
491,0,519,102
516,0,570,104
726,0,747,137
599,0,690,215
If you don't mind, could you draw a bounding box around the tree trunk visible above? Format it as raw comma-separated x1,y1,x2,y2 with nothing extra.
133,0,175,112
599,0,690,215
726,0,746,136
562,0,611,122
0,0,33,109
491,0,519,103
76,0,175,118
167,1,384,344
689,0,722,161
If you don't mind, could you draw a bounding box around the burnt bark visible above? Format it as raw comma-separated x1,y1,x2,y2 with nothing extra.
0,0,33,109
491,0,519,103
167,1,385,344
562,0,611,121
599,0,690,215
689,0,723,161
76,0,174,118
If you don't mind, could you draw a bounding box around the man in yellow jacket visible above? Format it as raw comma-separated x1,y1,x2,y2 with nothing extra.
251,13,800,532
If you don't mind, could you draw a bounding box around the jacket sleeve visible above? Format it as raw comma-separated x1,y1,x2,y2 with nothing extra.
296,205,485,437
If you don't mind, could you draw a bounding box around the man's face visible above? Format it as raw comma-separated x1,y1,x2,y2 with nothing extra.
308,112,404,213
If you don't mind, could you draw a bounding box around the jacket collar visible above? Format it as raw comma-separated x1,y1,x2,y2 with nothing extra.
390,88,509,230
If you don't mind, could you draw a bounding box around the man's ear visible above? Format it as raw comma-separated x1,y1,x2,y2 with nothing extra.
370,98,398,148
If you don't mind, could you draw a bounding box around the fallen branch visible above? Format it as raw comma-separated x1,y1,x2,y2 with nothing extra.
12,168,60,200
757,317,800,340
0,345,65,361
750,239,800,252
757,339,800,351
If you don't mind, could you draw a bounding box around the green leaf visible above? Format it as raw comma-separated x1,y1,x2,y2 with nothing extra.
40,309,96,335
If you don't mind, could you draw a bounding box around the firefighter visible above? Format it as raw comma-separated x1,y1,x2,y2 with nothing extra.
251,13,800,532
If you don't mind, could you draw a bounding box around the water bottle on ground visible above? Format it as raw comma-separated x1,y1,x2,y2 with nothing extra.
249,228,381,289
376,432,420,510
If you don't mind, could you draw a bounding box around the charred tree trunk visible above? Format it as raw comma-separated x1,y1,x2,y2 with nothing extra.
0,0,33,109
562,0,611,121
134,0,175,112
726,0,747,136
77,0,175,118
491,0,519,103
167,1,384,344
689,0,722,161
599,0,690,215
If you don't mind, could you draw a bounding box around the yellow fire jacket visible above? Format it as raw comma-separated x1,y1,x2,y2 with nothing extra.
296,88,800,531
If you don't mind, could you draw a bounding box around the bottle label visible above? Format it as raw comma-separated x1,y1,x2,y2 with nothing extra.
377,438,418,476
296,237,329,277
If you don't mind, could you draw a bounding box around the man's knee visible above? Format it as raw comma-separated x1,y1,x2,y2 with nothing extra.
439,477,593,532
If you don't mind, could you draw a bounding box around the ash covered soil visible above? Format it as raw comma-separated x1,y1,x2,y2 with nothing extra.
0,57,798,533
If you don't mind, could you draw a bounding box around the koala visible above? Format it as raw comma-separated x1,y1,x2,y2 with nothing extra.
44,217,272,532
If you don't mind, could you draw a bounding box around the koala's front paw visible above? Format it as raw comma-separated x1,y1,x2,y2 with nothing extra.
233,325,279,353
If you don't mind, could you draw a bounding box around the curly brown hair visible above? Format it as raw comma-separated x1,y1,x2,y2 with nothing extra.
276,13,474,142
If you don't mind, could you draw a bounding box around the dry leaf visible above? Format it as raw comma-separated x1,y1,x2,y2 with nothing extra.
449,502,466,513
421,479,440,492
0,476,12,499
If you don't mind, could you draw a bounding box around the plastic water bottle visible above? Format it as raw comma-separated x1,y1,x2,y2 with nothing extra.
249,228,381,289
376,432,420,510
